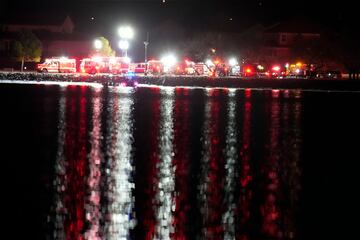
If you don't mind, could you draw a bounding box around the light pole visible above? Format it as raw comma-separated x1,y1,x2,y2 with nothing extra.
144,32,149,63
118,40,129,57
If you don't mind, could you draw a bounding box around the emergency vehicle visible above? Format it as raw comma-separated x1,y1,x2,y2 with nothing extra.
175,60,196,75
37,58,76,73
130,62,147,74
146,60,164,75
286,63,306,78
202,58,234,77
80,57,130,74
241,63,267,78
267,64,287,78
194,62,212,76
285,62,319,78
214,63,230,77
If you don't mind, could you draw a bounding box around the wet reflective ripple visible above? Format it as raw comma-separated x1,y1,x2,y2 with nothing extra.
1,84,359,239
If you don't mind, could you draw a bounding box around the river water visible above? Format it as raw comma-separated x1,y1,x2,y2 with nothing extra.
0,83,358,239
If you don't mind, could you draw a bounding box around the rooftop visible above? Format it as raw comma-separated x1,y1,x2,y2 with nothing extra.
264,20,322,34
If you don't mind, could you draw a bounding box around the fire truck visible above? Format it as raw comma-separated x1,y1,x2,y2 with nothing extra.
37,58,76,73
202,58,236,77
130,62,147,74
194,62,212,76
146,60,164,75
174,60,196,75
80,57,130,74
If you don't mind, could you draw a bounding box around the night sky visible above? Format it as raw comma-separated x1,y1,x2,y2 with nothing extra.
2,0,356,32
2,0,358,61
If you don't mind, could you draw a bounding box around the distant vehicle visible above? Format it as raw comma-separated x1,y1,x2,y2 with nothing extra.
37,58,76,73
194,62,212,76
130,62,147,74
241,64,262,77
214,63,230,77
80,57,130,74
229,65,241,76
175,60,196,75
267,64,287,78
80,58,99,74
316,70,342,79
146,60,164,75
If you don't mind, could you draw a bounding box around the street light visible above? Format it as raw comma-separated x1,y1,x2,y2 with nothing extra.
161,54,177,73
229,58,238,66
118,26,134,39
119,40,130,57
94,39,103,50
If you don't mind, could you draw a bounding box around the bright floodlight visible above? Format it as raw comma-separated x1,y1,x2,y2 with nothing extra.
118,26,134,39
161,54,177,67
229,58,238,66
123,56,131,64
118,40,130,50
205,59,214,66
94,39,103,49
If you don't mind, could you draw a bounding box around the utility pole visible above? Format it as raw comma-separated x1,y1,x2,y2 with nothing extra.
144,32,149,75
144,32,149,63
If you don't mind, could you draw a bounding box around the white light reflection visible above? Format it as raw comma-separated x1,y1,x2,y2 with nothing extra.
155,87,175,240
222,89,237,239
85,88,103,240
0,80,103,88
105,87,136,239
53,86,67,240
198,88,212,238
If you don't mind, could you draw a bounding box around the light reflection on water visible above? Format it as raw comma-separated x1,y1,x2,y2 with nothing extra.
155,88,176,240
53,86,88,239
53,86,66,240
222,89,237,240
86,88,103,239
104,87,136,240
52,86,302,239
198,88,228,239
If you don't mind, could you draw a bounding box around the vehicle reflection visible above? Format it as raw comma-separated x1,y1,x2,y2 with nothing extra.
51,86,303,240
53,86,88,239
198,88,227,239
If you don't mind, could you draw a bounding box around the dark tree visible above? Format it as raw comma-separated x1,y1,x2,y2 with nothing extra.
11,30,42,71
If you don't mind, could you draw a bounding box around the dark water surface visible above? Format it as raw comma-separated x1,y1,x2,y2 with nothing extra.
0,83,358,239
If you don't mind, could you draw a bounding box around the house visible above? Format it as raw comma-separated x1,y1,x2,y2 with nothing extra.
0,13,92,68
0,14,74,34
261,20,321,62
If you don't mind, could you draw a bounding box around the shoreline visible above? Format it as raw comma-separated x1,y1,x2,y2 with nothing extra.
1,72,360,91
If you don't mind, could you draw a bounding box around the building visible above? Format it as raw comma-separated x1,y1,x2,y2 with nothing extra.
0,14,75,34
261,20,321,62
0,13,92,69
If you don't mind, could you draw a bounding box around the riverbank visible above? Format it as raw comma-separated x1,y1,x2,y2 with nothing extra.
1,72,360,91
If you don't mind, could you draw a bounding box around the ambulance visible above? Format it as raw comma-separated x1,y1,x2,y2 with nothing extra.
37,58,76,73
